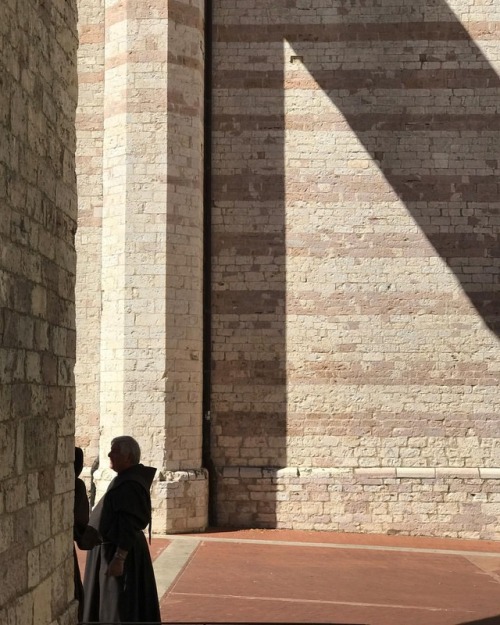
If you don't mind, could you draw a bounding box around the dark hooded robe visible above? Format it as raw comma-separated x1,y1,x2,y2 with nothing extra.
74,447,89,622
82,463,161,623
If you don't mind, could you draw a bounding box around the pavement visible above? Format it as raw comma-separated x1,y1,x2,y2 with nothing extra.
77,528,500,625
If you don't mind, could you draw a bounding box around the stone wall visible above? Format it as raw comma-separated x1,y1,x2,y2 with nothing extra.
75,0,208,532
211,0,500,537
74,0,104,468
74,0,499,538
0,0,79,623
218,468,500,539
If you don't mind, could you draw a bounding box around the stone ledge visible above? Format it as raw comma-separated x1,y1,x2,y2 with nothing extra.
396,468,436,478
479,468,500,479
221,467,352,479
161,469,208,483
219,466,500,480
355,468,396,478
435,467,480,478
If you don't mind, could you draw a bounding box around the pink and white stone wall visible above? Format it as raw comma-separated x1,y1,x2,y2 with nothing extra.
75,0,500,538
211,0,500,538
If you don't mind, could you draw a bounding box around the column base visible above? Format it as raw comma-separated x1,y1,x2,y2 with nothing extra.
152,468,209,534
92,467,209,534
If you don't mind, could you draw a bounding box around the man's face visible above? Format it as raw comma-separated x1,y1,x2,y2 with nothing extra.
108,443,132,474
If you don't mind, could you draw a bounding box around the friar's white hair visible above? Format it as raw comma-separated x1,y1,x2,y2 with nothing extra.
111,436,141,464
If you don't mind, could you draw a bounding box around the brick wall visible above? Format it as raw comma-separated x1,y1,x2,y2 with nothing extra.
74,0,499,538
0,1,79,622
218,468,500,538
211,0,500,537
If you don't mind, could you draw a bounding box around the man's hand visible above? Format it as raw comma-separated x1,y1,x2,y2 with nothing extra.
77,525,103,550
106,554,126,577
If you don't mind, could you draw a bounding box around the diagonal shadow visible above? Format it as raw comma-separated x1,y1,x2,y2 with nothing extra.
217,1,500,331
211,1,499,526
282,1,500,333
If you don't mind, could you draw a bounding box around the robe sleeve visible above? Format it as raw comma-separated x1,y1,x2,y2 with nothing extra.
107,481,152,551
74,477,90,540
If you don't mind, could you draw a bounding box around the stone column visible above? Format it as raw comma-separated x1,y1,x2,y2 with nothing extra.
75,0,104,469
94,0,207,532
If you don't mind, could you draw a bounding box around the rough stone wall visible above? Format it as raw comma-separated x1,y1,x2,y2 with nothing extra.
0,0,79,623
212,0,500,537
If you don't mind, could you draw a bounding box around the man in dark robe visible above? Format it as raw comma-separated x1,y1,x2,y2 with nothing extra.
82,436,161,623
74,447,90,622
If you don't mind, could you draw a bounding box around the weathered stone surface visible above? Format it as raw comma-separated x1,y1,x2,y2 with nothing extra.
0,0,78,622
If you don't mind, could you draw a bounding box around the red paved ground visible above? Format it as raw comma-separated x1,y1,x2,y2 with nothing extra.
159,530,500,625
75,530,500,624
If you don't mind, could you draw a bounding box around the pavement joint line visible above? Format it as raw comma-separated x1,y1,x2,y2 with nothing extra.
154,537,200,598
169,591,472,614
158,534,500,558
